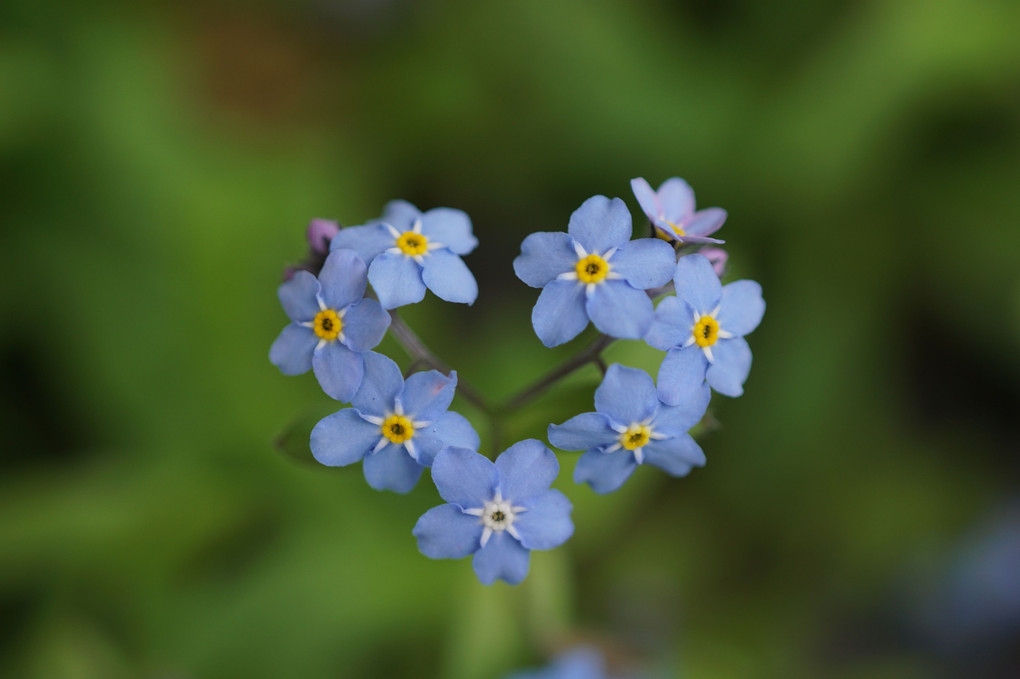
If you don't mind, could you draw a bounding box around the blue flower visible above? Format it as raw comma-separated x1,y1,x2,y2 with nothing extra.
513,195,676,347
631,177,726,247
548,364,709,494
269,249,391,401
330,200,479,309
309,352,480,493
413,441,574,585
646,254,765,402
505,647,610,679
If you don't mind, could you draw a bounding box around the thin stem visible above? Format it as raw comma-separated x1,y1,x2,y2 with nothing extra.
498,334,615,414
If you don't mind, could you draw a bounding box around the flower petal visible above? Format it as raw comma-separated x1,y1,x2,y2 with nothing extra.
472,531,531,585
415,412,481,467
277,271,320,322
312,341,364,402
586,281,654,340
684,207,727,237
573,449,637,494
351,351,402,417
496,439,558,504
567,195,631,253
362,442,424,493
339,298,390,352
514,489,573,551
656,347,709,406
532,280,589,347
431,447,498,508
421,207,477,255
547,412,617,451
645,296,695,351
368,252,427,309
594,364,658,425
706,337,752,397
651,383,711,435
380,199,421,230
513,231,578,288
317,249,368,310
330,223,394,266
269,324,316,375
420,250,478,305
413,504,483,559
607,238,676,290
717,280,765,337
399,369,457,422
674,253,722,313
310,408,380,466
657,177,696,222
643,433,706,476
676,234,725,245
630,177,660,219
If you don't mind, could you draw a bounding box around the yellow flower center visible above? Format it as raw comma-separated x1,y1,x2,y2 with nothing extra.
620,424,651,450
396,232,428,256
693,315,719,348
668,221,686,237
381,415,414,444
575,254,609,284
313,309,342,341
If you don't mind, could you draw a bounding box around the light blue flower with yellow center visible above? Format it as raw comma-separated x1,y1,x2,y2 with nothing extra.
631,176,726,247
513,195,676,347
330,200,478,309
269,249,390,402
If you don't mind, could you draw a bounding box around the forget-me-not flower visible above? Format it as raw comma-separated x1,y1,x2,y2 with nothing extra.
513,195,676,347
413,441,574,585
269,249,390,401
310,352,480,493
631,177,726,247
330,200,478,309
646,254,765,402
549,364,709,494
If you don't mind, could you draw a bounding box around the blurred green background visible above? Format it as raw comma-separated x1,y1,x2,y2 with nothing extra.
2,0,1019,677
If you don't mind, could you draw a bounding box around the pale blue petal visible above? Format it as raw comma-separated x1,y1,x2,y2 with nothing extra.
717,280,765,337
547,413,617,451
645,296,695,350
310,409,380,466
514,489,573,551
277,271,320,322
496,439,558,504
657,177,696,222
380,200,421,230
350,351,402,417
706,337,752,397
413,504,483,559
330,223,394,265
567,195,632,253
416,412,480,467
420,250,478,305
677,234,725,245
368,252,426,309
586,281,654,340
312,341,364,402
472,531,530,585
656,347,709,406
269,324,316,375
643,433,705,476
317,249,368,310
339,298,390,352
684,207,727,237
513,231,577,288
431,446,497,508
651,382,711,435
399,369,456,421
573,449,637,494
606,238,675,289
532,280,589,347
594,364,658,425
674,254,721,313
630,177,660,219
363,442,424,493
421,207,477,255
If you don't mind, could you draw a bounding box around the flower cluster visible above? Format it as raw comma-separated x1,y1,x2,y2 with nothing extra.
269,178,764,585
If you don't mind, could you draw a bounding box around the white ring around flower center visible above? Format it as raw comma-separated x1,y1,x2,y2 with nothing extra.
463,490,528,547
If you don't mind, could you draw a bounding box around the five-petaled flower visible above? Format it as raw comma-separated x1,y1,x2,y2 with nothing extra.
269,249,390,401
413,442,574,585
513,195,676,347
330,200,479,309
549,364,709,494
646,254,765,401
631,177,726,247
310,352,480,493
